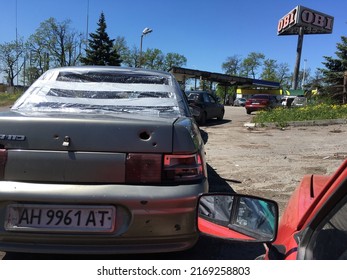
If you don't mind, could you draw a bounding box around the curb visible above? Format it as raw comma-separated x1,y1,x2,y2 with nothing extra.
244,118,347,128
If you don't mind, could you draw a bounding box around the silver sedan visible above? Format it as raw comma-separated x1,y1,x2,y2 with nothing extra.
0,66,208,254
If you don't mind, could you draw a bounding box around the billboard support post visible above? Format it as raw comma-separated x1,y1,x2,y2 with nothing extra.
293,27,304,90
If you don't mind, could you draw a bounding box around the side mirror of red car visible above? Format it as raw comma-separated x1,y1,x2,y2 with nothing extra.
197,193,279,243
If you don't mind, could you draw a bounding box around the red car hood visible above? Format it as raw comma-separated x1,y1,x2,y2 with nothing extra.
274,159,347,259
276,174,330,238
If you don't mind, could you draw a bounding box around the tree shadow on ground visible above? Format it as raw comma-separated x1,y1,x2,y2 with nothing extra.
199,118,231,128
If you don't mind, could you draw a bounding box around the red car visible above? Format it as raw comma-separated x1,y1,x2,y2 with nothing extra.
197,159,347,260
245,94,279,114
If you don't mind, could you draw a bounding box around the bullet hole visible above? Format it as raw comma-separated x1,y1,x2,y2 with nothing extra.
139,131,151,140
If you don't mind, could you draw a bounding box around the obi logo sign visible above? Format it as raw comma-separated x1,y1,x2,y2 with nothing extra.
278,6,334,36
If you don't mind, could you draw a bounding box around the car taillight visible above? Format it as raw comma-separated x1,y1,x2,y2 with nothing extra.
0,149,7,179
125,152,206,184
125,153,162,184
163,153,205,183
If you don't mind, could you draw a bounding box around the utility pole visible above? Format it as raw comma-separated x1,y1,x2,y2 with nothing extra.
15,0,18,89
344,71,347,104
138,28,152,68
302,59,307,89
86,0,90,47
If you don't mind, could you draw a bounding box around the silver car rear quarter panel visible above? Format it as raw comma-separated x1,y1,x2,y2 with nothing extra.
0,180,208,254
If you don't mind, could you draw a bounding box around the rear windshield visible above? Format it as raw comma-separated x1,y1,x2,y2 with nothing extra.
12,69,185,118
252,95,270,99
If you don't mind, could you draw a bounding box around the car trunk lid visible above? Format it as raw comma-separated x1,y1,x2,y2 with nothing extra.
0,112,176,183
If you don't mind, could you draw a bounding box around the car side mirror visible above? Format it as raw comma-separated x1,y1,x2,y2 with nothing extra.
197,193,278,242
189,105,200,117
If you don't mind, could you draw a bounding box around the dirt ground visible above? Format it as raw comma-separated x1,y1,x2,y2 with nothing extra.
202,106,347,215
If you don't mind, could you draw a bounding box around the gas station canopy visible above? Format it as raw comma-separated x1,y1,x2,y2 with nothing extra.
169,66,280,89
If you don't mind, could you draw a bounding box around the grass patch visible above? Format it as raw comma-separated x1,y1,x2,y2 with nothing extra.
253,104,347,127
0,92,22,107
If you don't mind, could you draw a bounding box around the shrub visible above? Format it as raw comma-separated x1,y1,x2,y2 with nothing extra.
253,104,347,127
0,92,22,107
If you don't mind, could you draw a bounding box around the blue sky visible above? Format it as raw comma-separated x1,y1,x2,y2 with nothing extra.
0,0,346,77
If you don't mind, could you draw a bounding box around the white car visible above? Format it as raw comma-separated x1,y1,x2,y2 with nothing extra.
292,96,307,107
234,98,247,106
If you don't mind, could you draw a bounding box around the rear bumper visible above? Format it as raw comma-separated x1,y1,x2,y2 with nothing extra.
0,180,208,254
245,105,267,112
0,235,198,255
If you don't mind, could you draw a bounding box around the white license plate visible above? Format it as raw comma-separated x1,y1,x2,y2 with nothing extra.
5,204,116,233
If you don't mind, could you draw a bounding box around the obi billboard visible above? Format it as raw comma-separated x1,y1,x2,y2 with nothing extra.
278,6,334,36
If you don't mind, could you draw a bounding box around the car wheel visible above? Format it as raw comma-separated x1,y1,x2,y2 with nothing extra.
217,110,224,121
199,111,207,125
246,109,251,115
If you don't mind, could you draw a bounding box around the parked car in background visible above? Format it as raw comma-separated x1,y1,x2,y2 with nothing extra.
197,159,347,260
292,95,307,107
280,95,307,107
233,98,247,107
245,94,280,114
0,66,209,254
186,91,225,125
280,96,295,107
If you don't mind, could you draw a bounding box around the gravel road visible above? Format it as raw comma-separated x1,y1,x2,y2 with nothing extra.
203,106,347,215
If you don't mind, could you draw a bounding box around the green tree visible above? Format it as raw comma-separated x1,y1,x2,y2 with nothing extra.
121,45,139,68
163,52,187,71
113,36,130,64
138,49,187,71
276,62,291,89
25,17,83,85
221,55,242,75
310,69,324,91
25,33,50,83
28,18,83,68
142,48,164,70
81,12,122,66
260,60,292,88
260,59,278,81
240,52,265,79
0,39,25,87
320,36,347,103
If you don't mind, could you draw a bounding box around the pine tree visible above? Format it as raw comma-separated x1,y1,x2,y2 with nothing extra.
81,12,122,66
320,36,347,103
